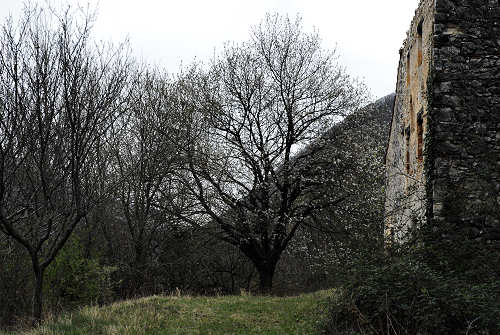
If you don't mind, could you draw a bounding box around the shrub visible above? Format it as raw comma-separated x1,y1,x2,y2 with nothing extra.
0,240,32,329
321,241,500,335
44,237,117,309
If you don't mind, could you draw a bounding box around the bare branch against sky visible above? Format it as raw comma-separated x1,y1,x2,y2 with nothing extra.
0,0,420,99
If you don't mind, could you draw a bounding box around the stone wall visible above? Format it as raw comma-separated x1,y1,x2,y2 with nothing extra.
385,0,500,242
430,0,500,240
385,0,434,240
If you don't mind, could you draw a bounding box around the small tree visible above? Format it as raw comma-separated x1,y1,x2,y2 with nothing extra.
0,4,129,324
174,14,367,293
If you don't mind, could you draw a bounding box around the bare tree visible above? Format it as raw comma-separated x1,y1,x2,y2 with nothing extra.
111,67,184,291
173,14,367,292
0,5,130,323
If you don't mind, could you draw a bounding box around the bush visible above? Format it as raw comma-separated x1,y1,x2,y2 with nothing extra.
44,237,117,309
321,241,500,335
0,240,32,329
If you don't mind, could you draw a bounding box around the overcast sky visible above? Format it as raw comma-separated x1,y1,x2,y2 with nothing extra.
0,0,420,100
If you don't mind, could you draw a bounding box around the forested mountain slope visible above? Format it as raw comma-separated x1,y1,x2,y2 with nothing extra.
275,93,395,291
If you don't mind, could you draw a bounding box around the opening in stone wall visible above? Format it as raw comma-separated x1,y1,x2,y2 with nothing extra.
406,52,411,87
410,96,415,124
406,128,411,174
417,116,423,161
417,20,423,66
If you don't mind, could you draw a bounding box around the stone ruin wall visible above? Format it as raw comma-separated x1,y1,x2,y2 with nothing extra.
385,0,434,240
430,0,500,240
385,0,500,242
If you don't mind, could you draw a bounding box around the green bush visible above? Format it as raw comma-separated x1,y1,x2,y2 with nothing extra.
44,237,117,309
0,240,32,329
321,241,500,335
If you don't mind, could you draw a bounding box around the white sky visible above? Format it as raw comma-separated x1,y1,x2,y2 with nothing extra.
0,0,420,99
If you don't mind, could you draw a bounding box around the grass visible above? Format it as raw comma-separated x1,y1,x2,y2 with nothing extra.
3,290,332,335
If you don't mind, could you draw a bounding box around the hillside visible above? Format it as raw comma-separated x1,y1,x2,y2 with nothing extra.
2,290,332,335
274,93,395,290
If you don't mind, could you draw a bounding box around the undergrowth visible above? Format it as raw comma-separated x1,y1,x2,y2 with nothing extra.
321,236,500,335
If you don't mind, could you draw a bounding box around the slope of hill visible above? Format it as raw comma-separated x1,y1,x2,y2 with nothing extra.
275,93,395,290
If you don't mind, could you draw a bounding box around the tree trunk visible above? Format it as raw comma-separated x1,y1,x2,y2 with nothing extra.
256,260,277,294
31,258,45,326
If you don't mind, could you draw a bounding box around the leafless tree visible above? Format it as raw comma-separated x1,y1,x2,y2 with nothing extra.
0,5,130,323
110,67,185,290
173,14,367,292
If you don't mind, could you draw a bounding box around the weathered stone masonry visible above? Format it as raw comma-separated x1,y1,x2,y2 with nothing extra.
385,0,500,242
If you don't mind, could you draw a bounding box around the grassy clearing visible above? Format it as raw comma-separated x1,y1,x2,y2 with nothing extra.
4,290,332,335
